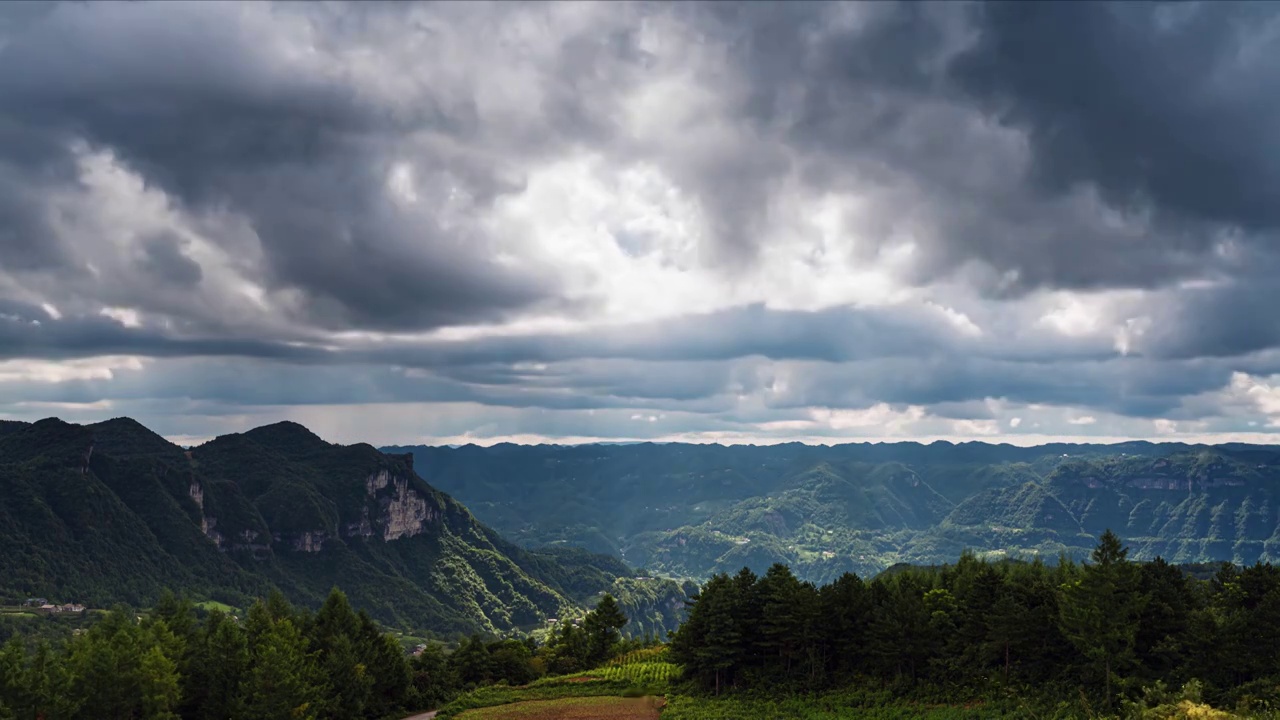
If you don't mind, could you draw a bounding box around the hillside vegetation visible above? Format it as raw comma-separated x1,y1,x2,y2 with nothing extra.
387,441,1280,582
0,417,686,637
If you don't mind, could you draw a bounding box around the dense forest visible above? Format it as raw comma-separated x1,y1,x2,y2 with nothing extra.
670,530,1280,713
9,535,1280,718
0,587,640,720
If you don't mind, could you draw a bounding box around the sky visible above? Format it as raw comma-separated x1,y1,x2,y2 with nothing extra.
2,1,1280,447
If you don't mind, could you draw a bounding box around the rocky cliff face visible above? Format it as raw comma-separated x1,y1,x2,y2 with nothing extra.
362,468,439,540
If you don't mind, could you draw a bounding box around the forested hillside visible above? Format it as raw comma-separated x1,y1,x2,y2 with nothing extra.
0,417,686,638
670,532,1280,714
388,441,1280,582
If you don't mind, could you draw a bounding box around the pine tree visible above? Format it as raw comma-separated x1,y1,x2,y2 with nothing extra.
25,640,78,720
240,606,321,720
583,595,628,666
0,637,27,718
200,613,249,720
756,564,806,677
1058,529,1144,708
819,572,869,679
138,645,181,720
357,612,411,719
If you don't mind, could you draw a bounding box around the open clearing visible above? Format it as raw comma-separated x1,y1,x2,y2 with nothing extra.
456,696,662,720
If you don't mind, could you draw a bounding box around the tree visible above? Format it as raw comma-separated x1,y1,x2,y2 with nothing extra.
409,643,457,710
819,572,869,679
451,635,492,687
1134,556,1196,680
1059,530,1144,707
756,564,808,677
356,612,411,719
66,607,147,720
311,589,371,720
138,645,181,720
670,572,754,693
583,595,628,666
0,637,28,719
240,603,321,720
24,640,78,720
198,613,249,720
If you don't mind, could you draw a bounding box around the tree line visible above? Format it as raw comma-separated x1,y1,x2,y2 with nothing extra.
670,530,1280,710
0,588,637,720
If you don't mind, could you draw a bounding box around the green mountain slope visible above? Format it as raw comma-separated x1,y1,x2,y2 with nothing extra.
0,417,681,638
386,440,1280,582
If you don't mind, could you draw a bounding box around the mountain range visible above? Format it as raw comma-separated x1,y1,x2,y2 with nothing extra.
9,415,1280,638
0,417,689,638
385,440,1280,584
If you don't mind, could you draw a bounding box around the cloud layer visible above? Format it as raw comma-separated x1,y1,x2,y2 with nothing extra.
2,1,1280,445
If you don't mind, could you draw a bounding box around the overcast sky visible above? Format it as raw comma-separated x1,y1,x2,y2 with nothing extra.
2,1,1280,447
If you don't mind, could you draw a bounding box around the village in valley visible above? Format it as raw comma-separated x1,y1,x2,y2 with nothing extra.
2,597,88,615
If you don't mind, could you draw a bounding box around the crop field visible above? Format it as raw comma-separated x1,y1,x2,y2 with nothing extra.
435,676,633,718
660,695,1023,720
587,661,678,686
455,696,662,720
606,646,670,666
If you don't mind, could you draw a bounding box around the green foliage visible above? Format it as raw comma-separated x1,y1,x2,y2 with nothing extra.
0,589,425,720
671,532,1280,713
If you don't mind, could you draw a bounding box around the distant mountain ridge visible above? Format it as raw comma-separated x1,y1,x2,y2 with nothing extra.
384,440,1280,583
0,417,688,638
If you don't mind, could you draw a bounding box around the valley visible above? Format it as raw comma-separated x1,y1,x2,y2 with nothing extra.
387,441,1280,583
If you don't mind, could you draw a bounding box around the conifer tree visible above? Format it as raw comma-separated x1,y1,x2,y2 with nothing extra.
1058,529,1144,707
138,645,182,720
240,602,321,720
583,594,628,666
199,612,249,720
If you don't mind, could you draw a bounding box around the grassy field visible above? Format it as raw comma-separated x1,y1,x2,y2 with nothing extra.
439,647,1040,720
436,675,636,718
193,600,238,614
455,696,662,720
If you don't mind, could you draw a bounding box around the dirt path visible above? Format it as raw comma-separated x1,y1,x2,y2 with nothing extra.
402,712,437,720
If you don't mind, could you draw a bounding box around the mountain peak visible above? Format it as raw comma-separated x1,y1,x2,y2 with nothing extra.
242,421,331,455
88,417,183,459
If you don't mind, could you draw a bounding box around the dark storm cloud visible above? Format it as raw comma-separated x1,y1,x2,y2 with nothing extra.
954,2,1280,234
368,304,975,368
0,1,566,332
0,299,324,362
1,0,1280,438
667,1,1280,294
755,357,1230,419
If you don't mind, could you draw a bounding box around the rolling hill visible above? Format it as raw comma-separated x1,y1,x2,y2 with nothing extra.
386,440,1280,583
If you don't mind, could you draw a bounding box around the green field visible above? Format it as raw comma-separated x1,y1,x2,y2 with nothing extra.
455,696,662,719
193,600,238,614
436,676,635,719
